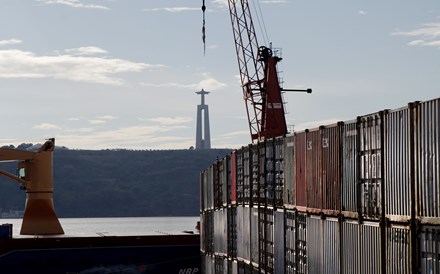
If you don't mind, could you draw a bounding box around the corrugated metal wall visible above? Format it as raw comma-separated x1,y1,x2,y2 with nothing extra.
200,97,440,273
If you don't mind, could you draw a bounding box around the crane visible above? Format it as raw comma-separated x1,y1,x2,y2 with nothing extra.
226,0,311,141
0,139,64,235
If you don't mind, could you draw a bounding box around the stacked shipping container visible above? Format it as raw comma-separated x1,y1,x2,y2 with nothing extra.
200,97,440,273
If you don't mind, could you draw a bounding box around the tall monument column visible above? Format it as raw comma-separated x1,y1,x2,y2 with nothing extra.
195,89,211,149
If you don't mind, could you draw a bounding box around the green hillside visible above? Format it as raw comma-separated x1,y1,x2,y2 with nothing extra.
0,148,231,218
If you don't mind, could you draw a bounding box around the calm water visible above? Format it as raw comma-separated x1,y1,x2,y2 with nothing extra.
0,216,199,237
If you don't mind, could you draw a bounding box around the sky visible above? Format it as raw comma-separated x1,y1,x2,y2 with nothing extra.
0,0,439,150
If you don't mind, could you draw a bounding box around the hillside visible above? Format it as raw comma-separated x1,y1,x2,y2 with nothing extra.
0,148,231,218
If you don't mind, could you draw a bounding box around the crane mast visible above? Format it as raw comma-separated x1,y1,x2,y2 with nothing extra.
228,0,287,141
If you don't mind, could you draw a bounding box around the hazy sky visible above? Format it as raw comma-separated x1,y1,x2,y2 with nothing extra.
1,0,439,150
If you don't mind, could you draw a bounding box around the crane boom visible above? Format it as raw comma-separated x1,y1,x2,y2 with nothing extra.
228,0,287,141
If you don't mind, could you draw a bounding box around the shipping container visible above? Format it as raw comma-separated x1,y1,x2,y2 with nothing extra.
306,128,322,213
214,208,228,256
274,137,284,208
258,142,267,205
231,150,237,205
359,112,383,220
384,105,413,222
284,134,295,208
415,98,440,221
274,209,285,273
321,123,341,216
214,159,221,209
285,210,296,274
359,221,382,274
296,212,308,274
251,144,260,205
236,148,244,205
258,207,274,272
266,139,276,207
341,120,358,218
341,219,359,274
243,147,251,205
419,225,440,274
228,206,238,258
386,223,411,274
250,207,259,266
323,217,340,274
306,215,322,274
219,156,230,207
236,206,251,262
201,171,207,212
295,131,307,210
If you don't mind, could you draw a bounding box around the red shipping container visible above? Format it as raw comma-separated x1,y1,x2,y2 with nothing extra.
306,128,322,213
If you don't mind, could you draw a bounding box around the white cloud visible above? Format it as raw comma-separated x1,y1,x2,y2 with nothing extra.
358,10,367,15
0,39,22,47
392,23,440,49
33,123,62,130
139,116,192,125
65,46,108,55
37,0,109,10
140,73,227,90
0,49,163,85
144,7,199,13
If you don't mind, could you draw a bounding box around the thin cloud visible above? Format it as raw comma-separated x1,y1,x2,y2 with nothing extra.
139,116,192,126
144,7,199,13
140,74,227,91
0,49,163,85
65,46,108,55
358,10,367,15
392,23,440,49
33,123,62,130
0,39,22,47
293,119,341,131
37,0,109,10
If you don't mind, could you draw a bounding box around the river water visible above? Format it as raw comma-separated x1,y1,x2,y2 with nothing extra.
0,216,200,237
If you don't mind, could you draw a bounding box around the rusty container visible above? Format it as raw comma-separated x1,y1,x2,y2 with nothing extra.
415,98,440,221
321,123,341,216
306,128,322,213
295,131,307,210
341,120,359,218
284,134,295,208
358,112,384,220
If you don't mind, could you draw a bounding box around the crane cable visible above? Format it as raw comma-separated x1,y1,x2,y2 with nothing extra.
251,0,270,48
201,0,206,55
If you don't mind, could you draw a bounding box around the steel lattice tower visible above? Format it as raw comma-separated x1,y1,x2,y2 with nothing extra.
195,89,211,149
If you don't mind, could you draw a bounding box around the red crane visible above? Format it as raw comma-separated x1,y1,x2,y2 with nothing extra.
227,0,311,141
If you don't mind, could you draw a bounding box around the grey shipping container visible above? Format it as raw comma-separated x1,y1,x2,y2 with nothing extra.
236,148,244,205
295,131,307,210
274,137,284,207
285,210,296,274
266,139,276,206
274,209,285,273
243,147,251,205
415,98,440,221
386,223,411,274
341,219,359,274
384,105,413,222
341,120,358,218
284,134,295,208
359,221,382,274
251,144,260,205
419,225,440,274
250,207,259,266
322,217,340,274
296,212,308,274
306,215,323,274
359,112,383,220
